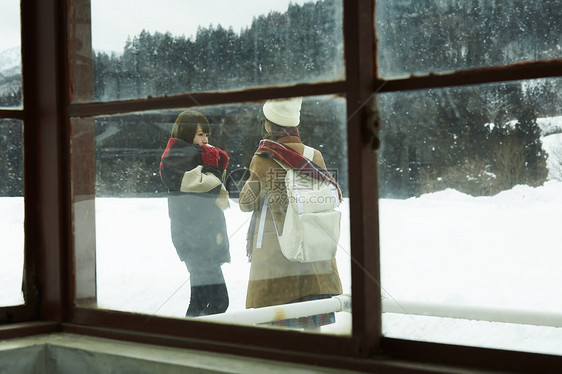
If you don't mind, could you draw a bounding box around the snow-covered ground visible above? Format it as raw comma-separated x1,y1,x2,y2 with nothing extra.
91,197,353,336
2,120,562,355
3,182,562,354
380,181,562,355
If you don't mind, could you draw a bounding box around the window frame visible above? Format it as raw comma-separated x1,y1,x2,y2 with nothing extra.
0,110,34,326
63,0,380,364
1,0,562,372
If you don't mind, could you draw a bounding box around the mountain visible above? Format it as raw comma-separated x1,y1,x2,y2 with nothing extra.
0,47,21,76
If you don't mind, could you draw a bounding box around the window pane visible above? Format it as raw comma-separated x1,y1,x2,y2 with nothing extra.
0,0,22,108
70,0,344,102
72,96,351,334
0,119,24,306
378,77,562,355
376,0,562,79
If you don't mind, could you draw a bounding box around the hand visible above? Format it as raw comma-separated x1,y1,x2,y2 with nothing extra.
201,144,219,166
217,148,230,170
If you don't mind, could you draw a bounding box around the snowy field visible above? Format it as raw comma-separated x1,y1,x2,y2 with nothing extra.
2,129,562,356
380,180,562,355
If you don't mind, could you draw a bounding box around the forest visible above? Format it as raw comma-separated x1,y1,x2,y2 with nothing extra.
1,0,561,198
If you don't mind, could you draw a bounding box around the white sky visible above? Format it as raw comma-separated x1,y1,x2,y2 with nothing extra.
0,1,311,53
92,0,313,52
0,0,20,51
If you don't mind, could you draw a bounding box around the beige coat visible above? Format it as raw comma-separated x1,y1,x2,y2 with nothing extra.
239,136,342,309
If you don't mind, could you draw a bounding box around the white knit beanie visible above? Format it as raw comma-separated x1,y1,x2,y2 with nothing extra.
263,97,302,127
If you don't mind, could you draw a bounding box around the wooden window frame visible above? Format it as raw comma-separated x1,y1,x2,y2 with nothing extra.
1,0,562,373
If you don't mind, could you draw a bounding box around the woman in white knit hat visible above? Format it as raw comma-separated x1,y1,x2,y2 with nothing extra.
239,97,343,330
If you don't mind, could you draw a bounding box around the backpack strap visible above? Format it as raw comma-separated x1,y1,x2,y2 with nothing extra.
256,194,282,249
258,145,315,246
302,145,314,160
255,196,268,249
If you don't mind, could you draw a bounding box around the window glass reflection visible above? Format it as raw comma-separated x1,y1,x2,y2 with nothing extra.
0,0,23,108
378,77,562,355
72,96,351,334
71,0,344,102
376,0,562,79
0,119,24,306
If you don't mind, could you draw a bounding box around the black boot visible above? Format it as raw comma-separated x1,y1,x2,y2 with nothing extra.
186,285,208,317
201,283,229,316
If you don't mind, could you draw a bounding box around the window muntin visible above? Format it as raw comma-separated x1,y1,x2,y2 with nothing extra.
376,0,562,79
0,0,22,108
71,96,352,334
378,77,562,355
71,0,344,103
0,119,24,307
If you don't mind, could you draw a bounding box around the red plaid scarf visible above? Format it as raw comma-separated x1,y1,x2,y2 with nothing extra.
256,139,342,202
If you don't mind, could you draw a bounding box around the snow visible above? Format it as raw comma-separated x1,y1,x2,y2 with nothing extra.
91,197,352,335
0,197,24,306
381,181,562,308
2,121,562,355
538,116,562,135
486,115,562,135
3,181,562,354
0,47,21,77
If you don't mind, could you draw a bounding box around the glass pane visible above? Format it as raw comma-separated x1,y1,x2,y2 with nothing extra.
69,0,344,102
72,96,351,334
0,119,24,306
378,77,562,355
376,0,562,79
0,0,23,108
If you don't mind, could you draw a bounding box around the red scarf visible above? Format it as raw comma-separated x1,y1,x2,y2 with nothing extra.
256,139,343,202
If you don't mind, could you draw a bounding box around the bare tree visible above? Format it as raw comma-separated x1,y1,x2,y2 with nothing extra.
493,137,526,190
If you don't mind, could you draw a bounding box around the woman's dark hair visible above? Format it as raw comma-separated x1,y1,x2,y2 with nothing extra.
171,110,211,143
262,119,299,139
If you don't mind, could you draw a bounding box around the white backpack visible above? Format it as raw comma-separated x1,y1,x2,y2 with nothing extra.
257,145,342,263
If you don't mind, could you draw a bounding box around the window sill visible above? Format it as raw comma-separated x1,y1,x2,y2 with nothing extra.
0,332,362,374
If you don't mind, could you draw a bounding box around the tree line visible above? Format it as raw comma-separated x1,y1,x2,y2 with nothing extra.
1,0,561,198
92,99,348,198
378,82,555,198
377,0,562,76
93,0,343,100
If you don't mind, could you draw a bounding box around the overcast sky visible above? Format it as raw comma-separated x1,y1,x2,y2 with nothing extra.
0,0,311,53
0,0,20,51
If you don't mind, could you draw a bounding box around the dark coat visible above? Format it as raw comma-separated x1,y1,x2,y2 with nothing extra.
160,138,230,268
